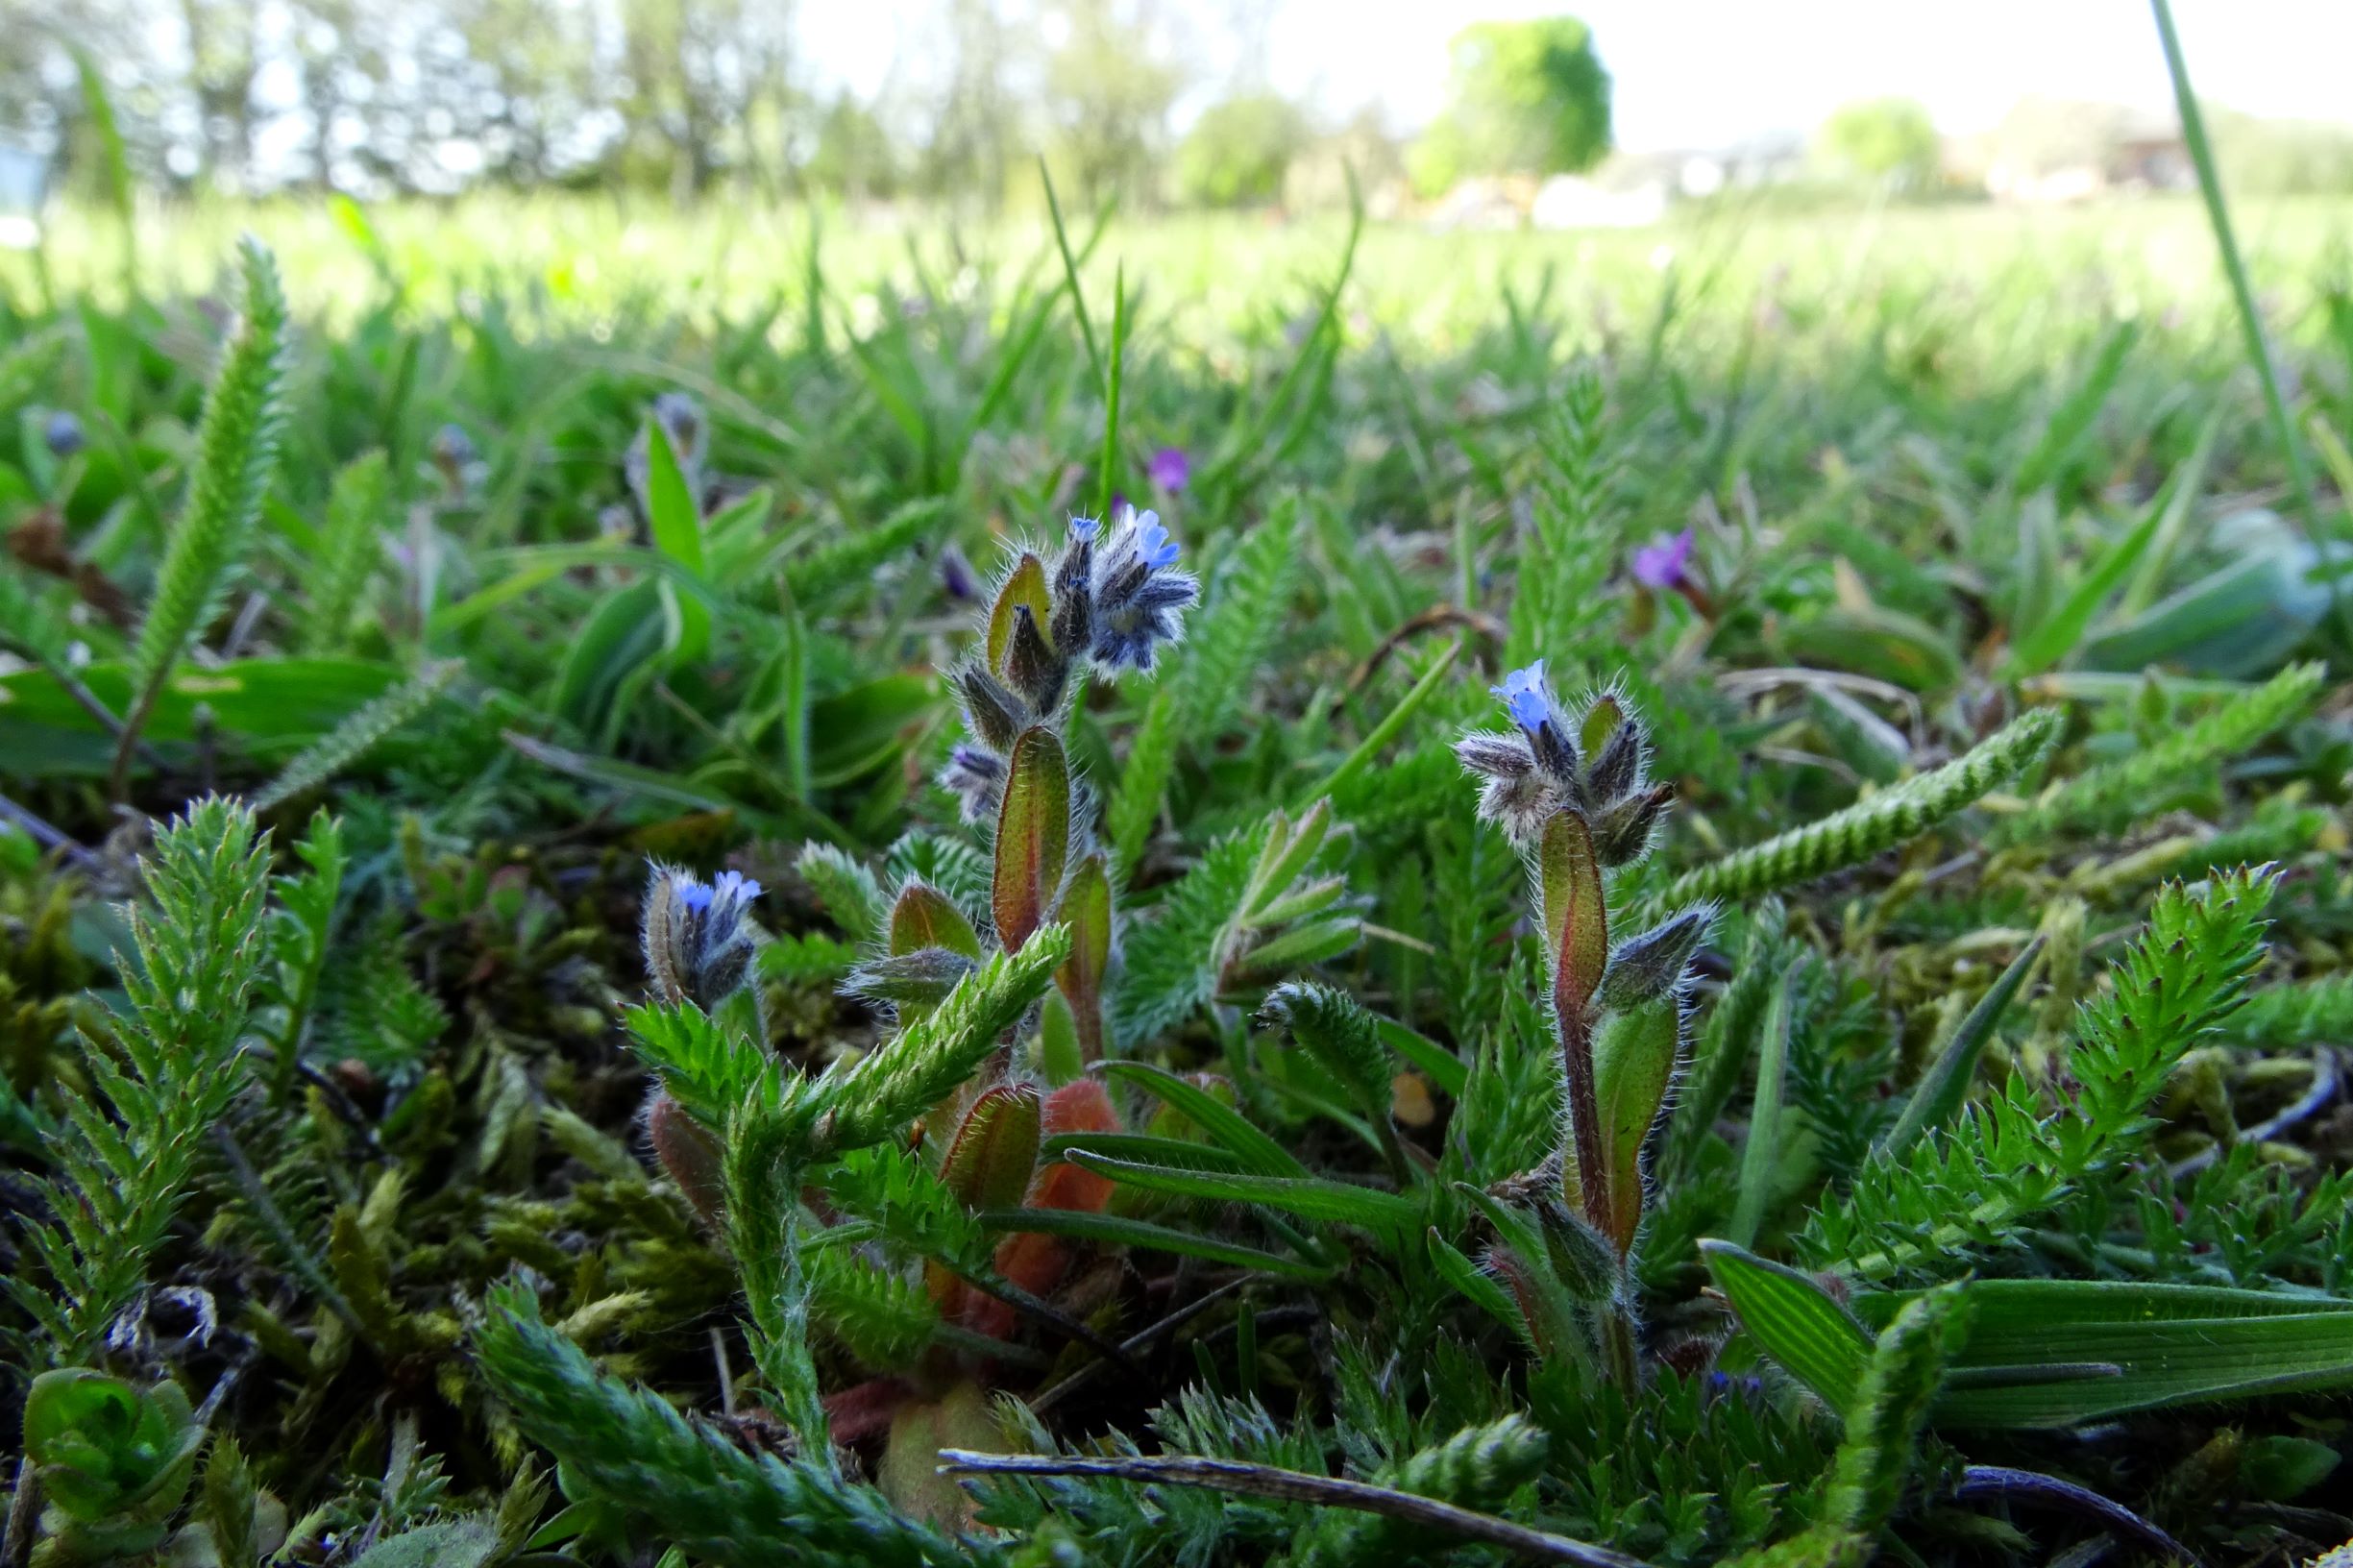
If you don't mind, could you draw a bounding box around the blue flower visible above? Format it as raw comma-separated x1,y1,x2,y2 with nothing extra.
1135,511,1180,569
43,411,85,458
1069,515,1101,543
1088,505,1198,674
1491,661,1551,732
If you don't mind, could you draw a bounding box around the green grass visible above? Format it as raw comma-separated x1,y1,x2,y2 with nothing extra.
4,188,2353,1568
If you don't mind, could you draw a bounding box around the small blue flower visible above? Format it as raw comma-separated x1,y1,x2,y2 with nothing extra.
676,881,714,913
43,411,86,458
1491,661,1551,732
1089,506,1197,674
1069,515,1100,543
1135,511,1180,569
710,870,761,905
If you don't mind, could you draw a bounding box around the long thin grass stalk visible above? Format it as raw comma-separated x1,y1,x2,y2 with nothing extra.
2149,0,2348,647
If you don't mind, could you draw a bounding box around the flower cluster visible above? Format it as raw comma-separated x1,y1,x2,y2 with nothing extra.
942,505,1196,821
641,865,763,1011
1454,660,1675,862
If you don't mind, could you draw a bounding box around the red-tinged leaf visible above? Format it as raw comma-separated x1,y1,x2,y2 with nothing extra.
1540,810,1608,1018
985,554,1052,675
940,1084,1043,1213
1033,1080,1121,1213
646,1090,724,1226
890,881,982,959
993,726,1070,954
1054,853,1112,1060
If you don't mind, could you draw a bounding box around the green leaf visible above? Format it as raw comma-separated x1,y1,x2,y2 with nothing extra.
986,553,1052,674
1878,937,2043,1160
1053,853,1112,1061
971,1207,1329,1279
2006,504,2169,678
1096,1060,1307,1178
345,1520,502,1568
1701,1239,1875,1415
24,1370,203,1522
1854,1278,2353,1429
1066,1151,1421,1235
1588,997,1679,1251
1539,811,1607,1017
0,657,406,778
890,882,982,960
993,727,1070,955
643,419,711,666
1424,1227,1524,1339
939,1085,1042,1213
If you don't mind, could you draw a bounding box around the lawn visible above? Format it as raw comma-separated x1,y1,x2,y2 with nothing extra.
5,187,2353,1566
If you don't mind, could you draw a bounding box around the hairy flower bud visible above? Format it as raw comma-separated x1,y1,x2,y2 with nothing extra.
642,865,762,1010
954,665,1029,753
1597,904,1716,1013
941,743,1006,822
1088,506,1197,674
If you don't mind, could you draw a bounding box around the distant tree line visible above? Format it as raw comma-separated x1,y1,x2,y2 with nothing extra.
3,1,1615,209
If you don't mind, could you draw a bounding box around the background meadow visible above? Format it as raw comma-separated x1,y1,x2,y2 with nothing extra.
8,9,2353,1566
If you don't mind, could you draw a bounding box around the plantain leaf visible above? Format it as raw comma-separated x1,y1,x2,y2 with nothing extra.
1855,1278,2353,1429
1096,1060,1306,1178
1066,1151,1421,1235
1702,1239,1875,1415
972,1207,1328,1279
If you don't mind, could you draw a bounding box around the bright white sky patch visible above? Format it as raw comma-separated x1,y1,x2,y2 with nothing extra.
799,0,2353,148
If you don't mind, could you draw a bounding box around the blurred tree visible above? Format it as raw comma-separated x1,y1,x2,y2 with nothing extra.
805,90,901,202
1040,0,1184,207
176,0,261,187
2211,110,2353,194
618,0,795,199
1817,97,1941,193
915,0,1028,208
1175,92,1309,208
1409,16,1610,195
448,0,614,186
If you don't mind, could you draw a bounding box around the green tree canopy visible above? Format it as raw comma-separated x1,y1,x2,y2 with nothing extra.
1175,92,1311,208
1817,97,1942,192
1409,16,1611,194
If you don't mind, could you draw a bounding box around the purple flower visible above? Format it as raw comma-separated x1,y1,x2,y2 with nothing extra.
1631,529,1696,591
940,544,981,602
1491,661,1551,732
1148,445,1191,493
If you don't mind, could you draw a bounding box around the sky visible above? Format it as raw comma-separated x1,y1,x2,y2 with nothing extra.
800,0,2353,150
